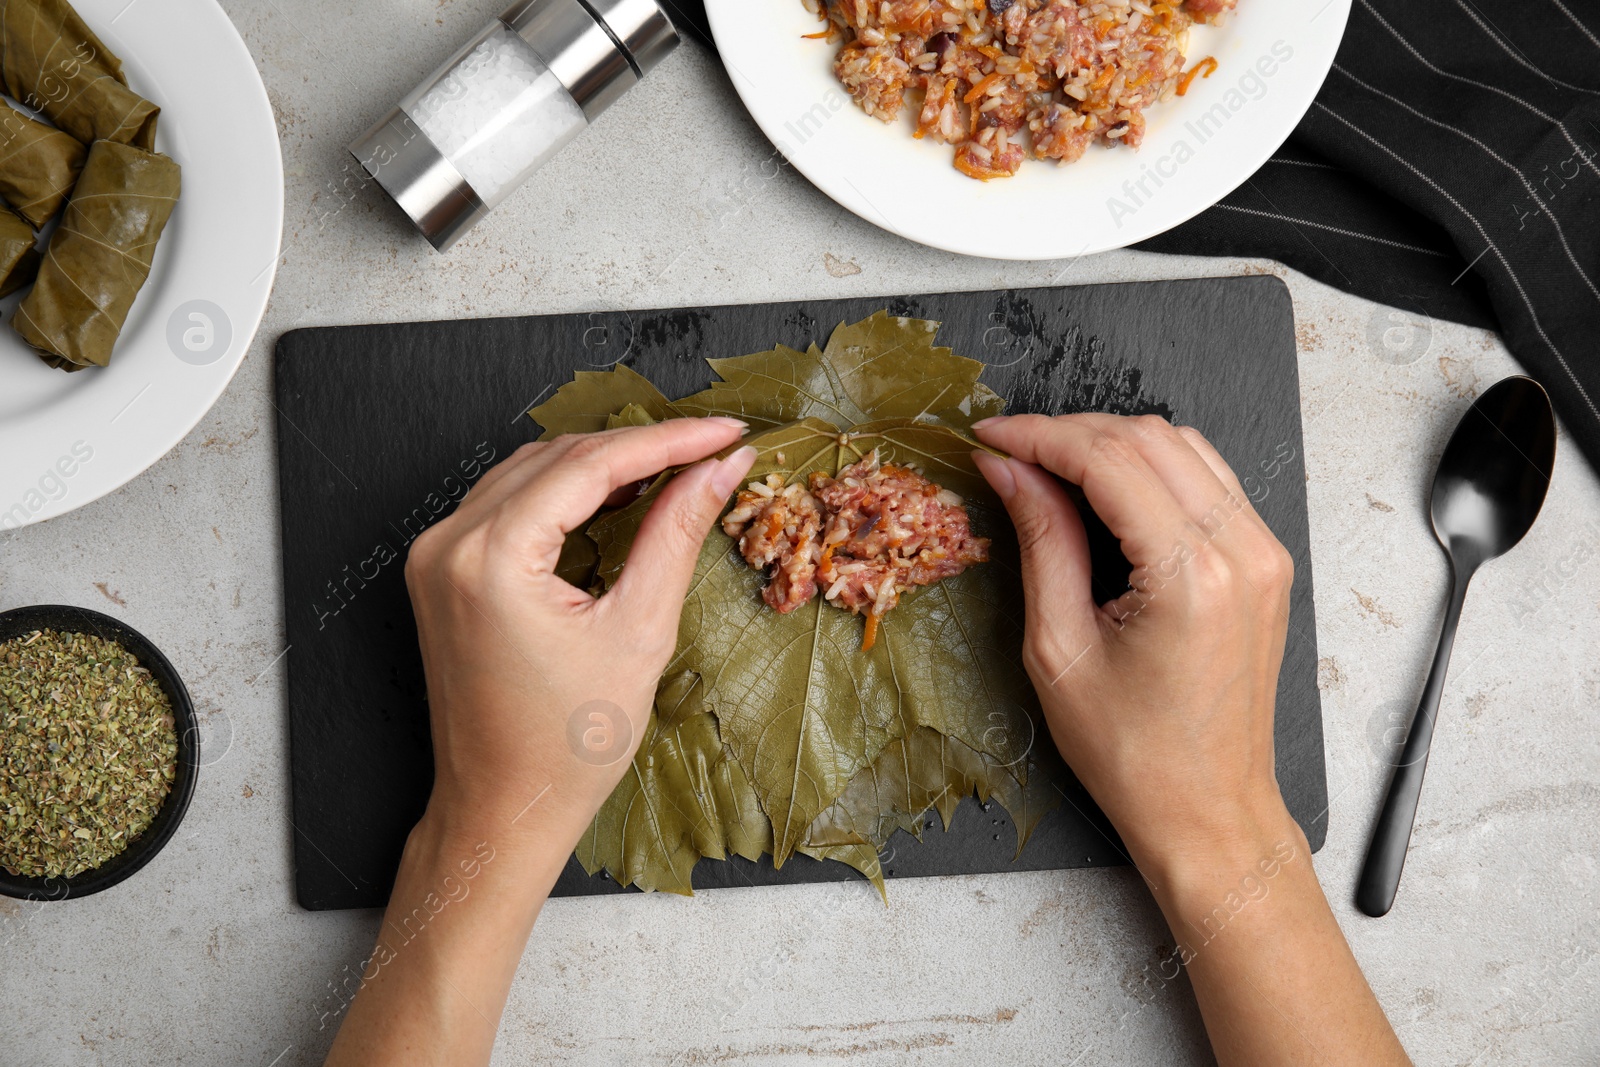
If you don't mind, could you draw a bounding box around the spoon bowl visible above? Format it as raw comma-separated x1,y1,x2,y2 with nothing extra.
1357,375,1555,917
1430,376,1558,567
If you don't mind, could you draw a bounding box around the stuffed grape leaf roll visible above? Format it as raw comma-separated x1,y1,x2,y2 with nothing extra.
0,202,38,296
14,138,179,369
0,0,160,150
0,99,85,227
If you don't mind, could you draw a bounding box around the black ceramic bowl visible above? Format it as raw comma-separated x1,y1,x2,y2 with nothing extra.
0,604,200,901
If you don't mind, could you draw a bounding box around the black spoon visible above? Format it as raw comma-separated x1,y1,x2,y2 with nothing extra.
1356,375,1556,918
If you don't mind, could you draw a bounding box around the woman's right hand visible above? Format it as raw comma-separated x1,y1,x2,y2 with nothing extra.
971,413,1301,879
972,414,1413,1067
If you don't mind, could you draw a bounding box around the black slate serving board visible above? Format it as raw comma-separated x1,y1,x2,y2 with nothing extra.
275,277,1326,911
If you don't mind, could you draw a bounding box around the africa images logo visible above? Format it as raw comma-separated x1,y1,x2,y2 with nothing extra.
166,300,233,366
1105,40,1295,228
2,440,94,530
565,700,633,767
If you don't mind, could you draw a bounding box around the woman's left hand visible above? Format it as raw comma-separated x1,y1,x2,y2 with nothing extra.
325,418,754,1067
403,417,755,844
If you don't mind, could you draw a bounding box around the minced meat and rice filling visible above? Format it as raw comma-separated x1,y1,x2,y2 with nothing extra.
810,0,1236,180
720,473,827,616
721,451,991,650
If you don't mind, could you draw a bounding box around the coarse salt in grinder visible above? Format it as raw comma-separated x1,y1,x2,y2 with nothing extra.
350,0,677,251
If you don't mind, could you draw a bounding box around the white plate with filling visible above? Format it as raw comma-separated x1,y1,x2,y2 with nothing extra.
0,0,282,530
704,0,1350,260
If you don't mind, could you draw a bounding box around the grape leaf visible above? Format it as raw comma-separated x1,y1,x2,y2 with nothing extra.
606,402,658,429
576,671,773,894
804,727,999,848
672,312,1003,434
590,420,838,587
797,841,886,902
528,364,679,439
818,311,1006,432
803,728,1057,878
0,0,161,150
589,424,908,866
587,417,1036,865
552,313,1069,893
991,748,1068,860
574,749,698,894
575,691,701,894
554,528,601,591
672,344,850,432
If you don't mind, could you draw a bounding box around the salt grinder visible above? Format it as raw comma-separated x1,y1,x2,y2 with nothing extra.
350,0,677,251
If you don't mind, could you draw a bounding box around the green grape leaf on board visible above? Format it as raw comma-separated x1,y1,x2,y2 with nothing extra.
588,417,1036,865
606,402,658,430
672,312,1004,434
547,313,1066,894
797,841,886,901
528,364,679,439
576,671,773,894
804,727,1001,849
818,311,1006,432
554,524,602,592
991,747,1068,860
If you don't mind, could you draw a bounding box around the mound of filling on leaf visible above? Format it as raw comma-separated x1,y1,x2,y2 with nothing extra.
721,450,990,649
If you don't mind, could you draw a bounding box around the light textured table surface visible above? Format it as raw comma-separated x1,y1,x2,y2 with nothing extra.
3,2,1598,1064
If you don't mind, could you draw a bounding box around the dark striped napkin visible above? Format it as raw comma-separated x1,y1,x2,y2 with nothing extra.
669,0,1600,471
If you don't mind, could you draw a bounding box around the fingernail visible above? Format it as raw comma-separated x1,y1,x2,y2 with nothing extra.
971,416,1007,432
971,450,1015,500
704,416,749,432
710,445,757,498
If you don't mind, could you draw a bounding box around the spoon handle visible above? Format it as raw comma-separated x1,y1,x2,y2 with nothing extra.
1356,568,1472,917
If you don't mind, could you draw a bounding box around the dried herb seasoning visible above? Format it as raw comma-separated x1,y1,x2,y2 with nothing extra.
532,312,1069,896
0,628,178,879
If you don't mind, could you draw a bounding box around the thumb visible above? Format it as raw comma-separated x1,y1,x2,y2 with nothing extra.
973,451,1101,668
610,445,757,617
